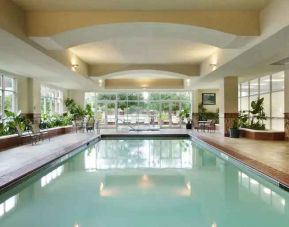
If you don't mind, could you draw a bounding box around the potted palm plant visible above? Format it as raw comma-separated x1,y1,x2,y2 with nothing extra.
229,118,240,138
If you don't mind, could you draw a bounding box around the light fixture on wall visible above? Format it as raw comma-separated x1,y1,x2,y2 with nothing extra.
71,64,79,71
210,63,217,71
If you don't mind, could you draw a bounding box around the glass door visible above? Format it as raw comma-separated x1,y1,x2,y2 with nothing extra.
171,102,181,128
160,102,170,128
106,102,116,128
96,103,106,128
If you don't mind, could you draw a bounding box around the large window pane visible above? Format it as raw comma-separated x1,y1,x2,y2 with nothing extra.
85,92,191,129
241,82,249,97
250,79,259,96
240,97,248,112
41,85,63,114
4,91,14,112
272,91,284,117
260,76,270,94
260,93,270,117
272,119,284,131
272,71,284,91
4,77,15,91
239,71,284,131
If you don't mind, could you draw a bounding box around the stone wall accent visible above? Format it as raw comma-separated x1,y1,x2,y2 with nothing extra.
191,113,199,126
284,113,289,139
240,129,285,140
0,126,74,151
24,113,41,124
220,113,238,136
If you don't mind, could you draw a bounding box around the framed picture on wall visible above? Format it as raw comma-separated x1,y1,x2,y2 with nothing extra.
202,93,216,105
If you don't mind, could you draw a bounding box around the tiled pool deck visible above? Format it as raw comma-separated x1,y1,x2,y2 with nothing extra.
1,129,289,191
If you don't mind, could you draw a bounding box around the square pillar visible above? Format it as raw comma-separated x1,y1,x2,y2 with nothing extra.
24,78,41,123
284,70,289,139
220,77,238,136
192,90,199,124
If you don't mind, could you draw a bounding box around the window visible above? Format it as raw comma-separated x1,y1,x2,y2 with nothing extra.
41,85,63,114
85,92,192,129
0,75,17,117
238,72,285,130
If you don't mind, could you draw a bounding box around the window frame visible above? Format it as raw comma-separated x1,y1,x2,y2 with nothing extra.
0,74,17,118
41,85,64,115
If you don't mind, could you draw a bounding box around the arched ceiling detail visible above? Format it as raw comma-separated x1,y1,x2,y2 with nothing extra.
91,69,190,79
31,23,254,50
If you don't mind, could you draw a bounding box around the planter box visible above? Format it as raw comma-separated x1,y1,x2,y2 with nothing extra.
0,126,74,151
240,128,285,141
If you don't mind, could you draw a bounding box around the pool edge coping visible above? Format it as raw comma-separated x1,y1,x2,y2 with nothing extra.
189,133,289,192
0,135,101,192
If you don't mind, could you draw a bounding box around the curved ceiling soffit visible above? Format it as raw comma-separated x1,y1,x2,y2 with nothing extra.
30,23,254,50
91,69,191,79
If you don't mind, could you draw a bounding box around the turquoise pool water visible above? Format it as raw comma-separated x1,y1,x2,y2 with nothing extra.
0,138,289,227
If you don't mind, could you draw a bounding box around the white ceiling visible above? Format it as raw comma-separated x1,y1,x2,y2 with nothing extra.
32,23,252,65
13,0,271,11
70,38,217,64
0,29,96,90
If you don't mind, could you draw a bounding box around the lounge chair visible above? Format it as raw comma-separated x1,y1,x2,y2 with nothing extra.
73,119,85,133
16,125,40,145
192,121,201,131
31,123,50,141
205,120,216,132
86,118,95,132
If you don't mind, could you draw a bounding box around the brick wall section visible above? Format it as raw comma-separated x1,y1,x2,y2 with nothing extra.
0,126,74,151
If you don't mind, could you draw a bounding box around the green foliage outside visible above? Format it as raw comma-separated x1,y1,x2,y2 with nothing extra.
0,110,31,136
64,98,93,120
39,113,73,129
238,97,267,130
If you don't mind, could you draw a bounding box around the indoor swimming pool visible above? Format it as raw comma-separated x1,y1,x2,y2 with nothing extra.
0,137,289,227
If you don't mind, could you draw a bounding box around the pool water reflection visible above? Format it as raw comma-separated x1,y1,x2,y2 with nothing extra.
0,138,289,227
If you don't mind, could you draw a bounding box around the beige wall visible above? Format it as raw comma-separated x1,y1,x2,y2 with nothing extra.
220,77,238,114
26,10,259,37
17,76,30,113
27,78,41,114
105,78,184,89
0,0,26,38
198,89,220,112
48,50,89,77
67,90,85,106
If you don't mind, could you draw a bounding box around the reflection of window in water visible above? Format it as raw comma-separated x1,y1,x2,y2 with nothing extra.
85,148,97,171
41,165,64,187
85,140,193,169
0,194,18,218
238,171,286,212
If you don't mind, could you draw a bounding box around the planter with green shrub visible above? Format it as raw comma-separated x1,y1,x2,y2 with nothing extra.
229,118,240,138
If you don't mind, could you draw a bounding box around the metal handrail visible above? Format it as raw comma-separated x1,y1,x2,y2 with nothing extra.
116,118,136,130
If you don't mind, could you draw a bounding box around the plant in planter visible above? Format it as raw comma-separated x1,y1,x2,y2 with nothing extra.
238,97,267,130
229,118,240,138
238,111,249,128
4,110,31,134
198,103,207,121
249,97,267,130
179,107,191,128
